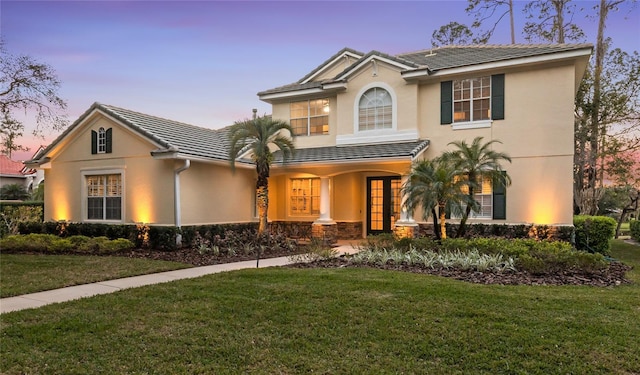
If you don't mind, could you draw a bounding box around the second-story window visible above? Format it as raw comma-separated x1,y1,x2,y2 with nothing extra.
290,99,329,136
453,76,491,123
358,87,392,131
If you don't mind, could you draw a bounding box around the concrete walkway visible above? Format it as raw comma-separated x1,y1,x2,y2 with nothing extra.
1,242,361,314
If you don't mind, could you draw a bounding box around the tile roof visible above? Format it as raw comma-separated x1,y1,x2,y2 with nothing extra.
100,104,232,161
273,140,429,164
31,103,425,167
31,103,237,163
0,155,31,176
398,43,593,71
259,43,592,97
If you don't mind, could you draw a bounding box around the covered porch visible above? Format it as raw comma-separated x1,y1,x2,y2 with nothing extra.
268,140,429,242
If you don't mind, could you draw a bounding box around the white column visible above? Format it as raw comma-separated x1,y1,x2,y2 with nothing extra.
313,176,335,224
395,174,417,225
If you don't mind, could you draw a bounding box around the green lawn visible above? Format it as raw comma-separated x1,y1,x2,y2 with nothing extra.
0,254,190,298
1,240,638,374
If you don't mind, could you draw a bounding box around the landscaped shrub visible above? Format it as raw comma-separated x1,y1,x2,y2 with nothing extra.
189,226,297,257
631,220,640,242
574,215,616,255
0,234,134,254
0,202,44,237
148,226,179,251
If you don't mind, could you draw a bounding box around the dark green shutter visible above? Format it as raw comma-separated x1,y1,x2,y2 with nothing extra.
491,74,505,120
440,81,453,125
91,130,97,154
492,171,507,220
106,128,113,153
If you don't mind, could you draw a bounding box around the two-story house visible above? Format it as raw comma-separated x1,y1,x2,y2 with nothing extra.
27,44,591,240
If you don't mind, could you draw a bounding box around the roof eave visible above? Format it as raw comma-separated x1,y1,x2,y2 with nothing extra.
258,82,347,102
402,47,593,81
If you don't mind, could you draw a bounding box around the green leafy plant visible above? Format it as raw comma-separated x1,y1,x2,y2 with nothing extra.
574,215,617,255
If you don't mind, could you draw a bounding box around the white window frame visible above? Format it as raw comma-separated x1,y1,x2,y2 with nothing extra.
354,82,397,133
81,168,125,223
290,98,330,136
455,175,493,219
452,76,492,130
97,127,107,154
289,178,320,217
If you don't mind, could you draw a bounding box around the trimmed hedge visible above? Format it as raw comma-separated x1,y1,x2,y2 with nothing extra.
14,221,262,251
0,234,134,254
417,222,575,242
631,220,640,242
574,215,616,255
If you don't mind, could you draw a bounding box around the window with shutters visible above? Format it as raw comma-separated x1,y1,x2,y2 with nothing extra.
452,173,507,220
441,74,504,130
453,77,490,123
91,128,113,154
97,128,107,153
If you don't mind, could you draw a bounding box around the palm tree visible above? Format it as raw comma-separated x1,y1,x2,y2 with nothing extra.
228,113,295,234
402,157,468,240
443,136,512,237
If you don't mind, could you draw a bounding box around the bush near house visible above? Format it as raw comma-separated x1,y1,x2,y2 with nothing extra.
574,215,617,255
631,220,640,241
0,234,134,254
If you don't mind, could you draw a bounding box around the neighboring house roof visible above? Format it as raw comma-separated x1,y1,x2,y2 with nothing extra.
273,140,430,165
0,155,33,177
258,43,593,97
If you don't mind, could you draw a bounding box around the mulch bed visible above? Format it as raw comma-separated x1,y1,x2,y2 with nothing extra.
122,246,634,287
289,257,634,287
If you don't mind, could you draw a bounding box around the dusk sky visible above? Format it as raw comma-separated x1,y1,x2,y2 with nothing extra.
2,0,639,161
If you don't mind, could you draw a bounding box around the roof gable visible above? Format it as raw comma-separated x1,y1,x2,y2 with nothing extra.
28,102,236,165
258,43,593,99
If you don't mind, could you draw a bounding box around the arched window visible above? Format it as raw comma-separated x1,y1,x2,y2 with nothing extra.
358,87,392,131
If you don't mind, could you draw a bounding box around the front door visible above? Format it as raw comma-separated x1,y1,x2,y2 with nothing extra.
367,176,401,235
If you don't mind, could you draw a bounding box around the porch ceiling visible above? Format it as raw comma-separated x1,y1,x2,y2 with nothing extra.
272,139,429,166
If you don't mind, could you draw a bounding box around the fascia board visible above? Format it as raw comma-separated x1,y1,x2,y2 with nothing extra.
300,51,363,84
259,87,325,101
401,48,593,80
151,151,254,169
335,55,413,80
271,156,412,169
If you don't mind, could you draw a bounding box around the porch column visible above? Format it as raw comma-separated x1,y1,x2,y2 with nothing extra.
312,176,337,244
394,174,419,238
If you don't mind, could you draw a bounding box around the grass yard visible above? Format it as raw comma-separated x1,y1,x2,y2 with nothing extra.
0,254,190,298
1,240,638,374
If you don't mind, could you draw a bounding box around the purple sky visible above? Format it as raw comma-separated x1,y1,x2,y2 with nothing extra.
2,0,639,161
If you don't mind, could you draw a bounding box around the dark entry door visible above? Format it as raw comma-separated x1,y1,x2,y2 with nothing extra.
367,176,401,235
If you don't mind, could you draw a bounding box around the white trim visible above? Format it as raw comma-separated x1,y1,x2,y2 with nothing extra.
336,130,418,146
402,48,593,80
301,51,363,84
259,88,324,101
452,120,493,130
335,55,413,81
353,82,398,134
81,168,125,224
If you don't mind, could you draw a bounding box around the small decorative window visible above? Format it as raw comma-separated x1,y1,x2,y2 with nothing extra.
91,128,113,154
290,178,320,216
358,87,392,131
290,99,329,136
97,128,107,153
87,174,122,220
